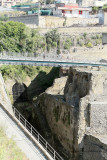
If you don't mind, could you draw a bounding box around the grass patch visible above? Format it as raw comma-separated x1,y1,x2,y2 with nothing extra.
0,127,28,160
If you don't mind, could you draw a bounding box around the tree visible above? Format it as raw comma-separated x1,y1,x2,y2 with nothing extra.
45,29,60,53
0,21,44,54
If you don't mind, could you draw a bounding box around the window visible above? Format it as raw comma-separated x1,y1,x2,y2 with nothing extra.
79,10,82,14
62,10,65,13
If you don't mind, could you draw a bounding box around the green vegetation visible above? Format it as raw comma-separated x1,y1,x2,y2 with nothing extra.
0,21,44,53
64,39,72,50
86,42,93,48
92,4,107,12
0,65,35,81
103,4,107,9
45,29,60,53
0,127,27,160
1,65,51,80
92,6,99,13
0,16,8,21
0,65,52,82
62,112,70,125
0,22,102,54
53,106,60,122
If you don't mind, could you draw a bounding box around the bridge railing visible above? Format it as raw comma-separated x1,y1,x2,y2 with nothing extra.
13,106,64,160
0,45,106,59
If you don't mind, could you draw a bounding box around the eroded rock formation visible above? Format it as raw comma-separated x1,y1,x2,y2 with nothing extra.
38,67,107,160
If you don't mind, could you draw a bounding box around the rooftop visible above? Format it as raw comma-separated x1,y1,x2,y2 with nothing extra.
58,7,90,11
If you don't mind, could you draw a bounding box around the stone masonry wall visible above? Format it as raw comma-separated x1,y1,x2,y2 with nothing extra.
43,16,99,28
9,15,98,28
9,15,39,28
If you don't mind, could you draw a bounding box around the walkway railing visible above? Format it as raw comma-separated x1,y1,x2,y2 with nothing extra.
13,107,64,160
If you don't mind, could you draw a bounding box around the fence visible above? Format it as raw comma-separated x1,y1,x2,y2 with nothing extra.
13,107,64,160
0,73,63,160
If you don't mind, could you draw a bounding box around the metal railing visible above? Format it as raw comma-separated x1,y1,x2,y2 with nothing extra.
0,77,63,160
13,107,63,160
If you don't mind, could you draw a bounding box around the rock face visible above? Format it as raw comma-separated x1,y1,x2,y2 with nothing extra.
46,76,68,95
0,73,13,114
38,67,107,160
83,135,107,160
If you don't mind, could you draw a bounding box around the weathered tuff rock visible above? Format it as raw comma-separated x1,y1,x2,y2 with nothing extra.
0,73,13,114
38,67,107,160
46,76,68,95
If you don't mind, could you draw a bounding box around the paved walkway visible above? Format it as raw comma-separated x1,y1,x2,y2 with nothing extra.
0,106,48,160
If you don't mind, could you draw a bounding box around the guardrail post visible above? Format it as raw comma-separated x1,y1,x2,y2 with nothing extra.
13,107,15,115
19,113,20,122
25,119,26,128
38,134,39,142
46,142,47,151
54,150,55,160
31,126,32,135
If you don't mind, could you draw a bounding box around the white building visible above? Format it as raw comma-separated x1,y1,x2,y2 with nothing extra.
94,0,107,7
53,3,90,18
99,10,107,25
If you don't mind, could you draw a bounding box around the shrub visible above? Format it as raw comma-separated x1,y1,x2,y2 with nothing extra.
64,39,72,49
86,42,93,48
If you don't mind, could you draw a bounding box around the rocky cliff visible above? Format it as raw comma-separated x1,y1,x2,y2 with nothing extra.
38,67,107,160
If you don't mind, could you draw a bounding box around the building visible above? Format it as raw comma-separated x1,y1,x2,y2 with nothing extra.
102,33,107,45
53,3,90,18
99,10,107,25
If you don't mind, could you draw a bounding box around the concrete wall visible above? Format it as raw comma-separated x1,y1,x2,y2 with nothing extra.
9,15,39,28
89,102,107,135
104,12,107,25
40,26,107,35
44,16,98,28
99,12,107,25
102,33,107,45
9,15,98,28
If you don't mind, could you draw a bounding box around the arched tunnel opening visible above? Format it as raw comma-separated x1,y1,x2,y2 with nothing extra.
12,82,44,135
12,83,28,102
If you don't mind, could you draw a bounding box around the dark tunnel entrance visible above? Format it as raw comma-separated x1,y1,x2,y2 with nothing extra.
12,83,28,102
